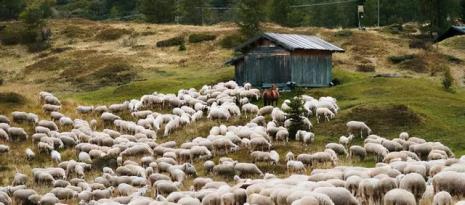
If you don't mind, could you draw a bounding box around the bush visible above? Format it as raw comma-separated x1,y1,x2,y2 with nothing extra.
178,41,186,51
0,23,38,45
188,33,217,43
0,92,26,105
220,34,246,49
384,24,403,34
27,41,50,52
95,28,132,41
156,36,185,48
409,39,431,49
388,55,416,64
442,67,454,90
357,64,376,72
334,30,352,37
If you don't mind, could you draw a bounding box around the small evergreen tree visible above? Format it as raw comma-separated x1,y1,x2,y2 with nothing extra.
286,95,308,140
442,67,454,90
269,0,292,26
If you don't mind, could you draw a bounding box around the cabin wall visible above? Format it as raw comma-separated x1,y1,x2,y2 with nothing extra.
235,52,333,88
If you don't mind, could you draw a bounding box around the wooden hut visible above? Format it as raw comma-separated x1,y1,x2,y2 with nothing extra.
226,33,344,88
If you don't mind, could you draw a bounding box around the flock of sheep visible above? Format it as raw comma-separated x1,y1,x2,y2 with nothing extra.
0,80,464,205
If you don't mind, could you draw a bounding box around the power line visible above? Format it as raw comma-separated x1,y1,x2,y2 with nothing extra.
290,0,358,8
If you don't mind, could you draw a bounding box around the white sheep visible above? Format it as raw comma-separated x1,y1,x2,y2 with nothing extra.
315,107,335,123
346,121,372,138
51,150,61,163
25,148,35,160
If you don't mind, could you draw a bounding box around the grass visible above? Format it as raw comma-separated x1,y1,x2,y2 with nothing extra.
70,65,234,104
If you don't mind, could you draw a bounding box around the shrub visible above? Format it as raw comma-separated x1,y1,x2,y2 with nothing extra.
286,95,308,140
0,92,26,105
357,64,376,72
95,28,132,41
409,39,431,49
442,67,453,90
178,41,186,51
388,55,416,64
188,33,217,43
220,34,246,49
156,36,185,48
446,55,463,64
62,25,94,38
384,24,403,34
0,23,38,45
27,41,50,53
334,30,352,37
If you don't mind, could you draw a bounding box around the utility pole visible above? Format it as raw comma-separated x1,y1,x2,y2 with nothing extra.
377,0,380,27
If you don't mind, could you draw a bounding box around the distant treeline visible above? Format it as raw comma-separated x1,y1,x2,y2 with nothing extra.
1,0,464,33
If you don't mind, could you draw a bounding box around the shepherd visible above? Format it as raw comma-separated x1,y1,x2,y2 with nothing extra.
263,84,280,106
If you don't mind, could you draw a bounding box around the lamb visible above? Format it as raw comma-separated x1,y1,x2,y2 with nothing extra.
25,148,35,160
433,191,452,205
339,135,354,147
349,145,366,160
0,144,9,153
384,189,416,205
346,121,372,138
234,163,263,177
51,150,61,163
315,107,335,123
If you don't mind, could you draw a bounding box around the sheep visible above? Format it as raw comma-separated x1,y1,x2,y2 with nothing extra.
313,187,359,205
234,163,263,177
258,106,274,116
399,173,426,203
25,148,35,160
250,137,272,151
0,128,8,141
0,191,11,205
12,189,38,204
7,127,28,141
51,150,61,163
154,180,180,197
384,189,416,205
346,121,372,138
275,128,289,143
248,193,273,205
42,104,61,113
400,132,409,140
12,172,28,186
204,161,215,173
315,107,335,123
349,145,366,160
272,108,286,123
325,143,347,156
364,143,388,162
433,191,452,205
12,111,28,123
0,115,10,124
432,171,465,197
38,120,58,131
287,160,306,174
241,103,259,117
0,144,9,153
251,151,279,165
78,152,92,164
296,130,315,145
39,193,60,205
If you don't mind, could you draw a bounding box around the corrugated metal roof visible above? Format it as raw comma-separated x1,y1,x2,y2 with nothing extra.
435,26,465,43
235,32,344,52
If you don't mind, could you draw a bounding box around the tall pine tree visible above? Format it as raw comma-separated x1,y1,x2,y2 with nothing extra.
236,0,264,37
139,0,176,23
286,95,308,140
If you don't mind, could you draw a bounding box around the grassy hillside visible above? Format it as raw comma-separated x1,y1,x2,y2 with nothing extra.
1,19,465,189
